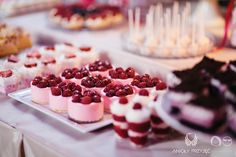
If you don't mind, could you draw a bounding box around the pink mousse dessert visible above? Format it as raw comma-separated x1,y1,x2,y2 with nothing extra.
103,84,134,112
0,69,19,94
81,75,112,94
26,50,42,62
131,74,161,94
31,75,62,105
88,60,113,77
59,52,80,70
3,55,21,70
20,62,42,88
111,97,131,139
126,103,151,147
41,57,59,76
108,67,136,85
49,82,82,113
68,90,104,123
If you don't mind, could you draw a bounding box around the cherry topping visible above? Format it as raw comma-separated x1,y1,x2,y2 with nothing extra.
81,96,92,104
62,89,73,97
93,95,101,103
156,82,167,90
45,46,55,51
27,51,41,59
133,103,142,110
119,97,128,104
72,94,81,103
48,80,57,87
79,46,91,52
51,87,61,96
65,53,76,59
7,55,19,63
24,62,37,68
0,70,13,78
37,80,48,88
139,89,149,96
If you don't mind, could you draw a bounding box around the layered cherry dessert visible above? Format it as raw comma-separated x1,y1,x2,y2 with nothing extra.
88,60,113,77
68,90,104,123
81,75,111,94
108,67,136,85
131,74,160,93
103,83,134,112
126,103,151,147
111,97,131,139
26,50,42,62
31,75,62,105
49,82,82,113
78,46,99,65
0,69,19,94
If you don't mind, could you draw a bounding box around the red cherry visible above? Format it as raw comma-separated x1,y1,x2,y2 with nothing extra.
126,67,135,78
62,89,73,97
45,46,55,51
119,97,128,104
119,72,128,79
37,80,48,88
116,89,126,97
65,73,74,79
133,103,142,110
34,76,42,81
48,80,57,87
0,70,13,78
32,80,39,86
47,74,56,80
55,77,62,84
65,53,76,59
51,87,61,96
139,89,149,96
138,82,147,88
81,96,92,104
7,55,19,63
124,85,133,95
58,82,66,88
72,94,81,103
93,95,101,103
156,82,167,90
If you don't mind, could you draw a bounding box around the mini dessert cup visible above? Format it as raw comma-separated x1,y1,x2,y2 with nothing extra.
88,60,113,77
126,103,151,147
78,46,99,65
108,67,136,85
111,97,131,139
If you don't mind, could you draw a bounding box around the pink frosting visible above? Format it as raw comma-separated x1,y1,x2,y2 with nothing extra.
31,84,49,105
49,93,69,113
90,71,109,77
68,99,104,122
112,78,132,85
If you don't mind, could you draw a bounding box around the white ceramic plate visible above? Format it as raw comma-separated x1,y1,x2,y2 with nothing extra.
8,88,112,133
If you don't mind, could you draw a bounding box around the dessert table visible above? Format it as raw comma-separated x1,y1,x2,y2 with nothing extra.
1,11,236,157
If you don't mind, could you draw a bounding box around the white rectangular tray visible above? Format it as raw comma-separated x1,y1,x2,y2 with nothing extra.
8,88,112,133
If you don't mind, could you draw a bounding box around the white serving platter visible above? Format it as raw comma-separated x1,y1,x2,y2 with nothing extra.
156,93,236,143
8,88,112,133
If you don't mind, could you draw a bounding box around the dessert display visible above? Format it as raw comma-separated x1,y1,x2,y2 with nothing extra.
108,67,136,85
49,4,124,30
122,2,213,58
88,60,113,77
0,44,99,93
31,75,62,105
68,90,104,123
165,56,236,136
0,23,32,57
0,69,19,94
